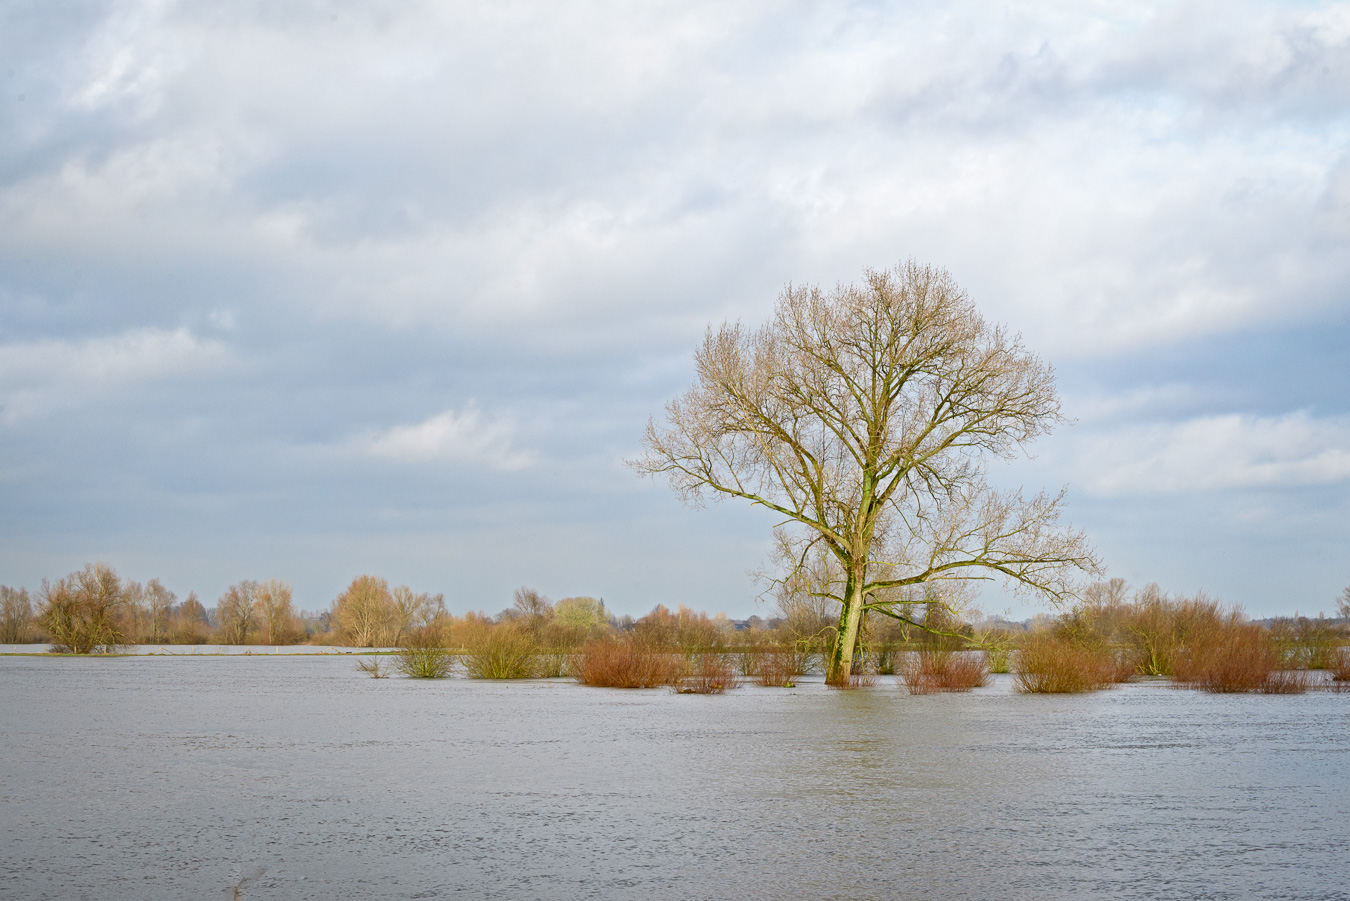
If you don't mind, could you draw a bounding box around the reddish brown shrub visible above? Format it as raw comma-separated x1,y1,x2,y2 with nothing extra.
898,649,989,694
755,646,803,687
1257,669,1313,694
1013,633,1113,694
674,653,739,694
827,669,878,689
1329,647,1350,682
575,637,684,688
1173,622,1275,693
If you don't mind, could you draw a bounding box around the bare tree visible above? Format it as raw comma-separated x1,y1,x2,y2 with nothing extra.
634,261,1099,683
333,575,397,647
254,579,299,645
391,585,445,645
1,585,35,643
38,563,127,653
1338,585,1350,622
173,591,212,643
142,579,177,644
216,580,259,645
511,587,554,623
123,580,149,643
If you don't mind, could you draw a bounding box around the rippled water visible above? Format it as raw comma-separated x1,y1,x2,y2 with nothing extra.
1,655,1347,900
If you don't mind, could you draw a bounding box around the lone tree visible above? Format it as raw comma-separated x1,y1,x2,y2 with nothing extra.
633,261,1099,684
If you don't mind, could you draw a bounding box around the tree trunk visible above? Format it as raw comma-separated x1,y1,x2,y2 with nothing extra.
826,575,867,685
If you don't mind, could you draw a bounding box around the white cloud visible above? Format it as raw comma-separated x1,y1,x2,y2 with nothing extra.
0,327,233,426
1071,411,1350,496
357,406,537,471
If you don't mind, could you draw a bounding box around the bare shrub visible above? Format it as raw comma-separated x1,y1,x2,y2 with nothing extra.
1013,632,1112,693
826,672,872,689
755,645,803,687
898,649,990,694
356,656,390,678
1329,647,1350,682
1268,615,1341,670
1258,669,1313,694
674,653,739,694
462,621,539,679
575,636,684,688
397,625,455,679
1173,621,1275,693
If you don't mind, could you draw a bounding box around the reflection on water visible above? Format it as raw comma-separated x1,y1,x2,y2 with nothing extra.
1,656,1347,900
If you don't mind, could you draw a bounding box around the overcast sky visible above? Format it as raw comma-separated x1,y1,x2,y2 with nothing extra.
2,1,1348,619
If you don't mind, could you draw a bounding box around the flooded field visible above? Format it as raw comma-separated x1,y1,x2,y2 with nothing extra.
1,654,1347,900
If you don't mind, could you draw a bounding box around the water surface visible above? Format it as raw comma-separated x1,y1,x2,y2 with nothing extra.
1,655,1346,900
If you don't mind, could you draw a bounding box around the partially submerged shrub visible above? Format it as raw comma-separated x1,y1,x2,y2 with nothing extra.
356,656,390,678
575,636,684,688
1257,669,1313,694
898,649,989,694
1268,616,1341,670
1013,632,1113,693
755,645,804,687
1329,647,1350,682
397,626,455,679
1173,621,1274,693
674,653,739,694
462,621,538,679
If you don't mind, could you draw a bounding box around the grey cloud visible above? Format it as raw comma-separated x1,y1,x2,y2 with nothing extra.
1,0,1348,616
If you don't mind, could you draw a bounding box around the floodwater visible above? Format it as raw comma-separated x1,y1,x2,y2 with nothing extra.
1,655,1347,901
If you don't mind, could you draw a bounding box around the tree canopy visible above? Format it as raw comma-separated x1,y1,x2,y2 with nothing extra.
633,260,1099,683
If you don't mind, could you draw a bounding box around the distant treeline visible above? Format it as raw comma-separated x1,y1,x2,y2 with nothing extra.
3,566,1349,696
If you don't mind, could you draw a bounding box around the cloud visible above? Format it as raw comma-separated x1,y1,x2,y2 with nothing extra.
0,326,233,426
1071,411,1350,496
357,406,537,471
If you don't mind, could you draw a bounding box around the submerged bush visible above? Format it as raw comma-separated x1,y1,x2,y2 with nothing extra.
462,621,538,679
1173,621,1279,693
355,655,391,678
575,636,684,688
1329,647,1350,683
1268,616,1342,670
674,653,739,694
1013,632,1115,694
397,626,456,679
898,649,989,694
755,645,806,687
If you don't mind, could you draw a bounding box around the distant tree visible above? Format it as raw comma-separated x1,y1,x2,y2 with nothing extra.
39,563,127,653
633,261,1099,683
333,575,397,647
142,579,177,644
173,592,212,643
216,580,260,645
391,585,445,645
554,596,610,633
1338,585,1350,622
254,579,300,645
0,585,35,643
511,587,554,623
